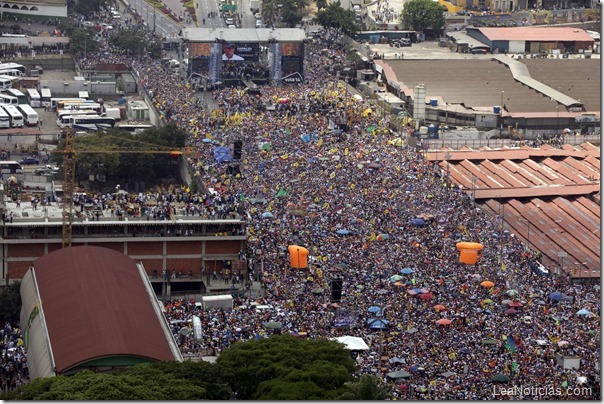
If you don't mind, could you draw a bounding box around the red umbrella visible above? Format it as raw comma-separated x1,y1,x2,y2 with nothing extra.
508,301,523,308
419,292,434,300
436,319,452,325
433,304,446,311
504,308,518,315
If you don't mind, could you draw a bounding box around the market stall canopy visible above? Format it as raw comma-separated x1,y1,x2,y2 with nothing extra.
332,336,370,351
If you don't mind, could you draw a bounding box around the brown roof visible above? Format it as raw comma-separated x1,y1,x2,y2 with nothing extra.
521,59,600,114
384,58,599,114
426,143,600,277
477,27,595,42
33,246,177,374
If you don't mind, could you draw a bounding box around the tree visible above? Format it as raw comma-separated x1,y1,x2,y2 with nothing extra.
53,124,187,186
216,335,357,399
339,374,393,400
315,0,328,10
0,363,207,401
108,27,161,59
68,28,100,55
262,0,309,27
313,1,359,37
400,0,445,32
0,282,21,325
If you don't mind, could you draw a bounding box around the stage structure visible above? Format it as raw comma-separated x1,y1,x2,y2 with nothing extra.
181,28,307,86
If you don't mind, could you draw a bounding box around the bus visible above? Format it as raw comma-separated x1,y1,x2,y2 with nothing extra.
26,89,41,108
2,105,23,127
116,123,155,133
17,104,38,126
0,107,10,128
57,110,99,127
63,115,116,131
51,97,86,110
0,76,12,91
0,160,23,175
0,63,26,75
60,103,102,114
0,69,24,78
40,88,52,108
5,89,26,104
57,99,97,110
0,94,18,105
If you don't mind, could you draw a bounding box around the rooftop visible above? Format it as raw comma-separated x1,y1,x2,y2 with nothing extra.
472,27,596,42
182,28,306,42
426,143,600,278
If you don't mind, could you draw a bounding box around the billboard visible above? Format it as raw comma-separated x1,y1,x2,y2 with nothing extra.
280,42,303,83
188,42,221,83
221,42,260,62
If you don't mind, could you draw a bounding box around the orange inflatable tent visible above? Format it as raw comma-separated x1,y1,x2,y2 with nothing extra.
456,242,484,265
288,245,309,269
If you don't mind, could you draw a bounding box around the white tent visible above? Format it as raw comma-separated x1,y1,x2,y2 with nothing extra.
332,336,370,351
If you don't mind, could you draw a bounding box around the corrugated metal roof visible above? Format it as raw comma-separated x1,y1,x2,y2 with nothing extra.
427,143,600,277
33,246,178,374
477,27,596,42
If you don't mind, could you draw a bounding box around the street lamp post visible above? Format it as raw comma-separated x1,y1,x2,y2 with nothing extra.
378,304,391,359
471,175,477,202
499,91,504,137
444,152,451,186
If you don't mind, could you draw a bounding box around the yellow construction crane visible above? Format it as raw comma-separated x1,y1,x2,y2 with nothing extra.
58,127,196,247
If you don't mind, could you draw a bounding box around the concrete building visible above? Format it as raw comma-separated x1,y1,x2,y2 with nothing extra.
0,0,67,20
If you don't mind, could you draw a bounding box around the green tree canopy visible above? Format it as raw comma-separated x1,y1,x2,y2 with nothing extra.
108,27,162,59
68,28,100,55
52,124,188,185
0,364,213,400
262,0,309,27
313,0,359,37
216,335,357,399
0,281,21,325
339,373,393,400
400,0,445,31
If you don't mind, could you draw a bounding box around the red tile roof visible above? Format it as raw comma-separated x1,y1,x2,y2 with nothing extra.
33,246,177,374
426,143,600,277
477,27,596,42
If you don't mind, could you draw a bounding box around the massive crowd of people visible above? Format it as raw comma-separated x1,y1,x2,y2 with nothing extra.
124,28,601,399
3,8,600,399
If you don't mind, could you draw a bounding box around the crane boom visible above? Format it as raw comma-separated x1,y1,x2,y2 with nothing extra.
59,129,196,247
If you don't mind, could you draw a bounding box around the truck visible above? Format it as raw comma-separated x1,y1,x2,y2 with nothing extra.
250,0,259,13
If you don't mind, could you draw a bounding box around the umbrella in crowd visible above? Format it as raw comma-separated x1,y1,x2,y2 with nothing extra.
263,321,283,330
400,268,414,275
549,291,564,301
576,309,593,316
436,318,452,325
433,304,446,311
336,229,351,235
368,306,382,314
491,374,511,383
261,212,274,218
394,281,406,288
311,287,324,294
504,308,518,315
419,292,434,300
390,275,403,282
386,370,411,379
480,280,495,288
508,301,523,308
367,318,389,330
506,289,519,297
411,218,425,226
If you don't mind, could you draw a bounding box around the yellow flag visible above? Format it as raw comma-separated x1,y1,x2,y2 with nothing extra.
253,175,259,182
317,138,323,147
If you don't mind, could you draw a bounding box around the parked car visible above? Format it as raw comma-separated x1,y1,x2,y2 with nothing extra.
20,157,39,165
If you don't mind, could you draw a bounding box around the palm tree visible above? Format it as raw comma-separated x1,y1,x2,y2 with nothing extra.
339,374,392,400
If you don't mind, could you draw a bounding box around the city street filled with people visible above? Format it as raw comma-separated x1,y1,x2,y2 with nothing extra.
128,29,599,399
1,10,599,399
